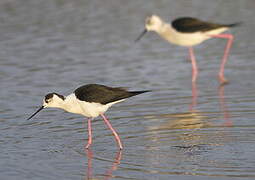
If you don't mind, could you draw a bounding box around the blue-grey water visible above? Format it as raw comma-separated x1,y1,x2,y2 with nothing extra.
1,0,255,179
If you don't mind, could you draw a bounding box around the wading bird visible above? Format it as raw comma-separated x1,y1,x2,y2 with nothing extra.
136,15,241,84
27,84,149,150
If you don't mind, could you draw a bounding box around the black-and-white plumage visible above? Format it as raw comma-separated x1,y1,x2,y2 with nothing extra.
136,14,240,46
27,84,149,149
136,14,240,84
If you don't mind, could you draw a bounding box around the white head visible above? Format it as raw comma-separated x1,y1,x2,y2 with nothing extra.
145,15,164,32
135,14,164,42
43,93,65,108
27,93,65,120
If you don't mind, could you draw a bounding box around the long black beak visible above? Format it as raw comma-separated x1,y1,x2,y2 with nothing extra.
27,106,44,120
135,29,147,42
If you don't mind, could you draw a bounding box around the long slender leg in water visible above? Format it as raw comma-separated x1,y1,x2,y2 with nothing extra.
188,47,198,83
101,114,123,150
209,34,234,85
85,118,92,149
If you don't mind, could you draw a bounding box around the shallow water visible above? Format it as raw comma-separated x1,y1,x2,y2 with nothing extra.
1,0,255,179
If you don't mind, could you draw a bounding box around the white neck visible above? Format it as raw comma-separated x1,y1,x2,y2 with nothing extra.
60,94,84,115
156,23,173,36
155,22,183,45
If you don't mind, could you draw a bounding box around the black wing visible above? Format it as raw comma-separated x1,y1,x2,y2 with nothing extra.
172,17,231,33
74,84,149,105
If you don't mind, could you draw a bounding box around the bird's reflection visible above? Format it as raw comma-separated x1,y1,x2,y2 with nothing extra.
146,110,210,155
190,82,231,126
85,149,122,180
85,149,93,180
189,82,198,111
159,111,208,130
218,85,232,126
147,83,232,148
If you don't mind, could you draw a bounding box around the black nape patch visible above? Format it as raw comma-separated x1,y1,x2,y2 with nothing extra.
45,92,65,102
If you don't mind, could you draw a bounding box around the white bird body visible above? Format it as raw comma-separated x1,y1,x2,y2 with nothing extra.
157,23,228,46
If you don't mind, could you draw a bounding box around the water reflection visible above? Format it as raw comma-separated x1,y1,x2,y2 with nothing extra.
189,82,198,111
190,82,232,126
158,111,208,130
146,83,232,151
146,110,210,152
85,150,122,180
218,85,232,126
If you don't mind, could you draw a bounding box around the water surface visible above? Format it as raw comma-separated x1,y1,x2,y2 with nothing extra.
1,0,255,179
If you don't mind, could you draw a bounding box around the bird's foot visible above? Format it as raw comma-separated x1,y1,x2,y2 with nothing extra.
218,75,229,85
117,142,123,150
85,143,92,149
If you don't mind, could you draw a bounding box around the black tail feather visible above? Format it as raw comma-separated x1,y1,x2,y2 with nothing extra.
227,22,242,27
107,90,150,104
129,90,151,97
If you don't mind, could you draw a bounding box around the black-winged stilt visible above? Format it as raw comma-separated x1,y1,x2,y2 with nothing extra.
136,15,241,84
27,84,149,150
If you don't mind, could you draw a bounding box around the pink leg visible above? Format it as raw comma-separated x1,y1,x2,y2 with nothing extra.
101,114,123,150
188,47,198,82
85,118,92,149
209,34,234,85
